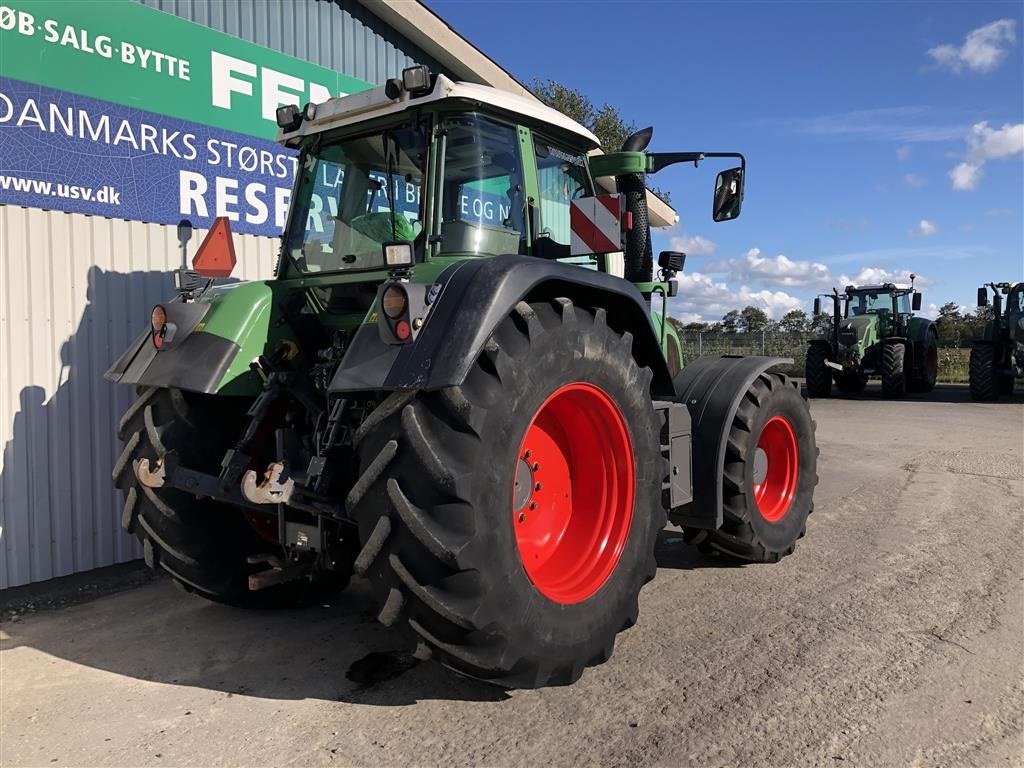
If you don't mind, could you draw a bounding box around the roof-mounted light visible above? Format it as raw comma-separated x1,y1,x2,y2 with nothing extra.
276,104,302,131
402,65,432,95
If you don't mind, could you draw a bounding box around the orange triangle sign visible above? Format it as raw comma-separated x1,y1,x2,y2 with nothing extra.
192,217,237,278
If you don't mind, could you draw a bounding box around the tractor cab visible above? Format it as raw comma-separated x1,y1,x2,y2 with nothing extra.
843,282,922,338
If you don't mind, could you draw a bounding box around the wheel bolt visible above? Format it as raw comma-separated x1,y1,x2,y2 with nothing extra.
532,463,540,471
529,502,537,510
518,512,527,523
534,482,542,491
523,450,532,459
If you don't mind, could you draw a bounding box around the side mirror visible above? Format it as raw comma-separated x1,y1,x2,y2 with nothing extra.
912,292,922,311
712,166,744,222
813,298,822,316
977,287,989,307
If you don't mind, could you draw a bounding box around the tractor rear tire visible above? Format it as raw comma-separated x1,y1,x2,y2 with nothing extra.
684,373,817,563
349,299,665,688
114,387,352,606
880,342,907,398
909,332,938,393
804,343,832,398
969,343,998,401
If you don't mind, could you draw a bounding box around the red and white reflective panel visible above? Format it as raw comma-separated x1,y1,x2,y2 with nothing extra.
570,194,622,256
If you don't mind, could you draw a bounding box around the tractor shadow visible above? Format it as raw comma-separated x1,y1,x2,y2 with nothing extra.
654,528,745,570
804,382,1024,405
0,573,511,706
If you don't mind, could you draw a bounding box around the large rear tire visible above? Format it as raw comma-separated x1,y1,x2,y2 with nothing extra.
969,343,998,401
909,332,938,393
880,341,907,398
349,299,665,688
113,387,352,606
804,343,832,398
685,373,817,563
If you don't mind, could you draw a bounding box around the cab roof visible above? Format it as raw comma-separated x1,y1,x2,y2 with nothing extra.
277,73,600,151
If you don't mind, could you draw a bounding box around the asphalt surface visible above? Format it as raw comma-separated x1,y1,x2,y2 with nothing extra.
2,384,1022,767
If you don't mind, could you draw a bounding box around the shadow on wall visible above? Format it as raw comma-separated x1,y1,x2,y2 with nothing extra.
0,266,176,589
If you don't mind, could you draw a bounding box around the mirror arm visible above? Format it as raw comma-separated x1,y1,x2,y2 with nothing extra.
647,151,746,175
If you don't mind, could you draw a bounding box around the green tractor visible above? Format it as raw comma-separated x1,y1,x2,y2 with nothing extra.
805,279,938,398
107,67,817,687
969,281,1024,400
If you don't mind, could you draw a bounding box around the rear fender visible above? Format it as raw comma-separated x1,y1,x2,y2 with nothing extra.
329,254,674,396
670,355,793,529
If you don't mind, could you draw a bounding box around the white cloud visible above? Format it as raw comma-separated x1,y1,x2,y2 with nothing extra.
783,106,965,143
904,173,927,188
706,248,833,290
948,122,1024,190
668,271,803,322
896,145,912,162
908,219,938,237
920,303,941,321
949,161,981,190
985,207,1013,216
668,232,718,256
928,19,1017,74
837,267,933,289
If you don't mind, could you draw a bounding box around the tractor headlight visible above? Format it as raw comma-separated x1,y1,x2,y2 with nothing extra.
383,241,413,268
275,104,302,131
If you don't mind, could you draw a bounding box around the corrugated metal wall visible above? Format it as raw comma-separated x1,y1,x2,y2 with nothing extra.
1,0,444,588
137,0,449,83
0,208,278,588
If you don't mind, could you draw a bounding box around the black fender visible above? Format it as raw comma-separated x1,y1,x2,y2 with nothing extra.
670,355,794,529
329,253,674,395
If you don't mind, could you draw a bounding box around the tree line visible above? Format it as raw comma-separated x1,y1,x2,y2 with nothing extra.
666,302,993,345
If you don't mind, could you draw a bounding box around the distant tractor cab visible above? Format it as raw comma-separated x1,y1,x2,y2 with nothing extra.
806,277,938,398
107,67,817,688
970,281,1024,400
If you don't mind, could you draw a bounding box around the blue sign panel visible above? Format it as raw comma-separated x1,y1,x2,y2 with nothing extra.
0,77,297,236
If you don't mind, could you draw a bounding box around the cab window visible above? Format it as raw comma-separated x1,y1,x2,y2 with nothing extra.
534,140,591,247
438,114,525,256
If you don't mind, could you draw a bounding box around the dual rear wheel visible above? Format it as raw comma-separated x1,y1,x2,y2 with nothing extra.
349,298,816,686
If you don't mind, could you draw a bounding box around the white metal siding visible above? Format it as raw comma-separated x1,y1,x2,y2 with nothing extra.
0,207,278,588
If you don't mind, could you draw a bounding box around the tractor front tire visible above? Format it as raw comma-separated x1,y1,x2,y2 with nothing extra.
685,373,817,563
349,299,665,688
880,342,907,398
804,343,832,398
969,343,998,401
114,387,352,606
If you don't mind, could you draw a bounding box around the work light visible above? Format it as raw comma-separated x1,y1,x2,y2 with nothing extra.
402,65,431,94
275,104,302,131
383,241,413,267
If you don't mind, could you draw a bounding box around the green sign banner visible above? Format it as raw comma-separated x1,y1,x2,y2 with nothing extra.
0,0,373,140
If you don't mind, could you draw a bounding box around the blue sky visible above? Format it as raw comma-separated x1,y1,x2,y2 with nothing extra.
428,0,1023,322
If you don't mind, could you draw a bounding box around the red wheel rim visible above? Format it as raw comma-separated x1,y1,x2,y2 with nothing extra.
512,383,635,604
753,415,799,522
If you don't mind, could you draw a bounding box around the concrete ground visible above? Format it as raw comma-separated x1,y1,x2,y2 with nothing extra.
2,384,1022,767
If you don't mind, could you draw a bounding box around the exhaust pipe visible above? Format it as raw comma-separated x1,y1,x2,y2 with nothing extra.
617,127,655,286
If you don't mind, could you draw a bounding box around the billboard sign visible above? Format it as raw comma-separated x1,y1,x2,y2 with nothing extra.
0,0,373,235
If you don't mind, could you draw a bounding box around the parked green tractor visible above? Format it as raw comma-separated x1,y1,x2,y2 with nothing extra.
107,67,817,687
969,281,1023,400
805,280,938,398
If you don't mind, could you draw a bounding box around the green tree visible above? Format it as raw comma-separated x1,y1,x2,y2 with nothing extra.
529,78,671,205
778,308,809,333
740,305,770,334
721,309,742,333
